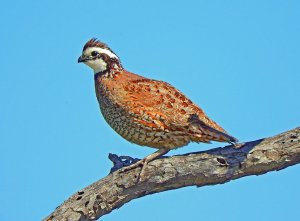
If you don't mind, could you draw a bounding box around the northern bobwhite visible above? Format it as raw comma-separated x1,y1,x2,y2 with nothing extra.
78,38,238,179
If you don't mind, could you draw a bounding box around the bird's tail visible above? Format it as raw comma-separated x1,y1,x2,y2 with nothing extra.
210,127,239,144
200,124,239,144
188,114,239,146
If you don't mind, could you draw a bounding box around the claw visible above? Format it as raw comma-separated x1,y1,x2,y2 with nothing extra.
119,159,145,173
119,159,148,182
119,148,170,182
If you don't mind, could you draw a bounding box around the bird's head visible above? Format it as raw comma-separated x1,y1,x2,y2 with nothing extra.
78,38,122,74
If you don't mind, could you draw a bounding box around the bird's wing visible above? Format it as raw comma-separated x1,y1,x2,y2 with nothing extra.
116,79,170,131
118,78,227,134
122,78,238,144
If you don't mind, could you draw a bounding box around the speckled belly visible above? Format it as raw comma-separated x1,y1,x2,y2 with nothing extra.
99,104,190,149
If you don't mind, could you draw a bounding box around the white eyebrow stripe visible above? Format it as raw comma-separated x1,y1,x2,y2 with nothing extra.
98,48,118,59
85,47,119,59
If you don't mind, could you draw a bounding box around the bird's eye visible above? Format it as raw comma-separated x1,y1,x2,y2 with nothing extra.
91,51,99,57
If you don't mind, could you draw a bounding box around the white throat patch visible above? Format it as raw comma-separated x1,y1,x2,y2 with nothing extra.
85,58,107,74
82,47,120,74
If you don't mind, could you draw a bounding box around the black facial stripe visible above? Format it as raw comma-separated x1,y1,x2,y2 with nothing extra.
90,54,102,60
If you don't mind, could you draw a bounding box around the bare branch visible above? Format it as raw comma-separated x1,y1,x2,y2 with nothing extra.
44,127,300,221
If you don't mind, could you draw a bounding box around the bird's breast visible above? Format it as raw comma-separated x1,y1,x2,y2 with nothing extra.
94,75,193,149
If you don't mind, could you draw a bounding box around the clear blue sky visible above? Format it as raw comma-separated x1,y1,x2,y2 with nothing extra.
0,1,299,220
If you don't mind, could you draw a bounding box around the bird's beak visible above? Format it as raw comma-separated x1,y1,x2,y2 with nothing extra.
78,56,86,63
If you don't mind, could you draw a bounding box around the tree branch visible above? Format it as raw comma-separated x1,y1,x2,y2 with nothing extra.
44,127,300,221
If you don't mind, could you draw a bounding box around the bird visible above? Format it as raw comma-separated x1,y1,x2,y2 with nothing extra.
78,38,239,180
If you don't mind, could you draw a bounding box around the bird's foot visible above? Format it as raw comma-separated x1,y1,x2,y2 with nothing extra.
118,148,170,182
119,158,149,182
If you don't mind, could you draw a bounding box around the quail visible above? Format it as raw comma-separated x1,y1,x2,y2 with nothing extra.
78,38,238,180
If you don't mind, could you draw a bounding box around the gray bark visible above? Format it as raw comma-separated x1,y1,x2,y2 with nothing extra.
44,127,300,221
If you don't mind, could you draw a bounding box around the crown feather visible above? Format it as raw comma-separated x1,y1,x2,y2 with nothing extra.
83,38,110,52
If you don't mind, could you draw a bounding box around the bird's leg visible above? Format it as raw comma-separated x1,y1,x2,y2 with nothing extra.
138,148,170,182
119,148,170,182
